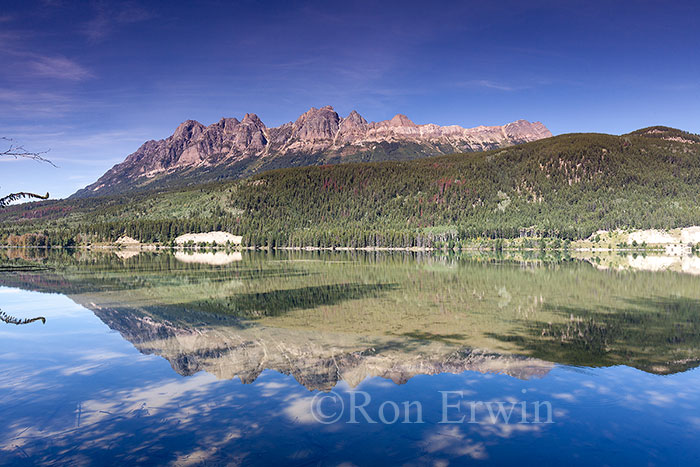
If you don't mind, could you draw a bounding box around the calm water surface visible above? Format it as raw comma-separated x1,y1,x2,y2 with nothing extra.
1,250,699,466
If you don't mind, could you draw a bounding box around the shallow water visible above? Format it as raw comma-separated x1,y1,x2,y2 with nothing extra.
1,250,699,465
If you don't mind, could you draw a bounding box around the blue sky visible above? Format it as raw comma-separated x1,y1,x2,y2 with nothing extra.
1,0,699,198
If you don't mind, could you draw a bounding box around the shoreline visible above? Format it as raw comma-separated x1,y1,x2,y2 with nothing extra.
3,228,698,255
0,244,685,254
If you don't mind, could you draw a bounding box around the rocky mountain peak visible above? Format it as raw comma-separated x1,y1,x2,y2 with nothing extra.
343,110,368,126
216,117,240,132
337,110,368,143
74,106,553,198
389,114,416,127
241,113,265,128
503,119,551,141
293,105,340,141
172,120,205,140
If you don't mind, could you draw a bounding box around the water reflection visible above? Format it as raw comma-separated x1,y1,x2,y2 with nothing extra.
1,249,700,385
585,252,700,275
2,250,700,464
174,250,243,265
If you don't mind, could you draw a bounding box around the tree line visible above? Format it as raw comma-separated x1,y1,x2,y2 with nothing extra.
3,132,700,248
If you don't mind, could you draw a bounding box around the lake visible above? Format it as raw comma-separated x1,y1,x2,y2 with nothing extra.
1,249,699,465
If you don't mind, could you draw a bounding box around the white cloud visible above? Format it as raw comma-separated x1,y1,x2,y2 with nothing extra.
551,392,577,402
82,2,154,42
282,396,318,424
462,79,519,92
420,426,488,460
27,56,93,81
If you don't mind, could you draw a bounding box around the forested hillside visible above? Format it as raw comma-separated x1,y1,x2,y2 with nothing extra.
2,129,700,248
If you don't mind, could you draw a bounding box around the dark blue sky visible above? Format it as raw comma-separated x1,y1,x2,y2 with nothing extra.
1,0,699,197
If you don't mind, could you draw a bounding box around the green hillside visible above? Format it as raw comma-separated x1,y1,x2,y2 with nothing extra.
2,130,700,247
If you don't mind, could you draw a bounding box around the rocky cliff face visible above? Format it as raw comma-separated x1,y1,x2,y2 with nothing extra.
74,106,552,197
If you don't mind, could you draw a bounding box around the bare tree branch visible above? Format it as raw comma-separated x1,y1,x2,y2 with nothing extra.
0,139,53,324
1,137,57,167
1,137,55,207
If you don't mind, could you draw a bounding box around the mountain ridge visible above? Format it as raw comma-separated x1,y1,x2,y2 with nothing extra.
73,106,551,197
3,128,700,246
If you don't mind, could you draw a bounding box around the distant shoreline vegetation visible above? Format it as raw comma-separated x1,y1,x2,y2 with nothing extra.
1,130,700,250
1,229,698,256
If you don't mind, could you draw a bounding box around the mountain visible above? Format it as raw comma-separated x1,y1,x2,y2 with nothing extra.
73,106,551,197
4,127,700,247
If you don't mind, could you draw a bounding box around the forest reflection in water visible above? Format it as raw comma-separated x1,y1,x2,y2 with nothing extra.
2,248,700,383
1,248,700,465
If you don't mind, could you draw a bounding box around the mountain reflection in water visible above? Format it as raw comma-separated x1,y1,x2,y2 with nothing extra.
2,249,699,385
2,249,700,465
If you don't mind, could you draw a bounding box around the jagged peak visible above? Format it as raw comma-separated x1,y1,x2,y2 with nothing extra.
294,106,339,124
389,114,416,127
290,106,340,140
210,117,240,132
504,119,535,129
218,117,240,125
344,110,367,125
241,113,265,127
297,105,338,119
502,120,553,138
298,106,318,117
173,120,205,139
73,106,554,198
